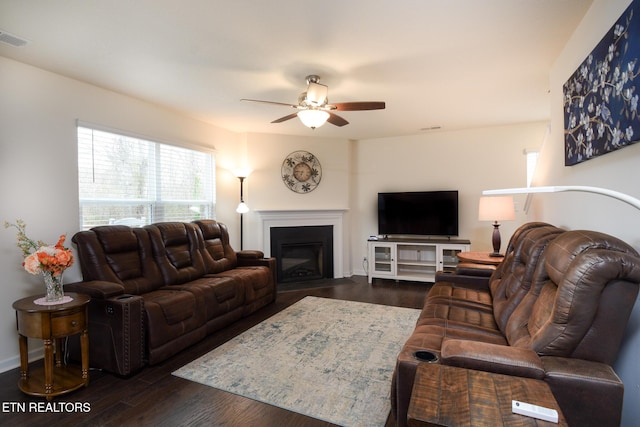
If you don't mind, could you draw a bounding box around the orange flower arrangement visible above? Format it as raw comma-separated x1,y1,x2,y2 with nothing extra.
4,219,74,277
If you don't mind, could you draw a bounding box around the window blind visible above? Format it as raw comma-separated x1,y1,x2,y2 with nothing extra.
77,126,215,229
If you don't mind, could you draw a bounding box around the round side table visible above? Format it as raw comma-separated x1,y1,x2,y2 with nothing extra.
457,251,504,266
12,292,90,400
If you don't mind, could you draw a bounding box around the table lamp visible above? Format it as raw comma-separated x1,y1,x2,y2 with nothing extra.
478,195,515,257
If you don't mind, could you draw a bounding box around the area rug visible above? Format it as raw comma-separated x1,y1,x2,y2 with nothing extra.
173,296,420,427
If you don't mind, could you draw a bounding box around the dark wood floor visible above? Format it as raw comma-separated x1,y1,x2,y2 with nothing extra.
0,276,429,427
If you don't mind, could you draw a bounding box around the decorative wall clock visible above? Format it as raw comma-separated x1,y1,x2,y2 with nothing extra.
281,150,322,193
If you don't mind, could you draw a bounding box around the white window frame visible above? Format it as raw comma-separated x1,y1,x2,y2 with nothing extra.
77,122,216,230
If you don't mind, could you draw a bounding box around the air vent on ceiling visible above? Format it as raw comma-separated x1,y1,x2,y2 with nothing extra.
0,30,29,47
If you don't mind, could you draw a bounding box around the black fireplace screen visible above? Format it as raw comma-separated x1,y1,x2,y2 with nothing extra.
270,225,333,283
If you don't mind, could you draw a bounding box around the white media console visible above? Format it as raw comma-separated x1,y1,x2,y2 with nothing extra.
367,237,470,283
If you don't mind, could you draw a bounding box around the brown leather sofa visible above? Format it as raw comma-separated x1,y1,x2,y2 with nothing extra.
65,220,276,375
391,222,640,427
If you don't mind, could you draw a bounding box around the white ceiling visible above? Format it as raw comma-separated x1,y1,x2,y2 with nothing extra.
0,0,593,140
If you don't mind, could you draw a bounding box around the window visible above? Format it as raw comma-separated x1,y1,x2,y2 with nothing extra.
77,124,215,230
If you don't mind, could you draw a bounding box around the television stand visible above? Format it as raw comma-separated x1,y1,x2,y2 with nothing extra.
367,237,470,283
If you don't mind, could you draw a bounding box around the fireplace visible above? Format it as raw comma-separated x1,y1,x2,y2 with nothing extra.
257,209,346,280
271,226,334,283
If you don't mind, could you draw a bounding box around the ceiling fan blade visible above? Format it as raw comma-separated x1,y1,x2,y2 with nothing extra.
331,101,386,111
271,112,299,123
241,99,298,108
327,112,349,127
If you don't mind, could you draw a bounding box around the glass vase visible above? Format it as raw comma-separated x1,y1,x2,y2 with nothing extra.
43,271,64,302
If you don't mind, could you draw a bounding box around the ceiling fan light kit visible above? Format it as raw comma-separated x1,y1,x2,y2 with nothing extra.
297,109,330,129
242,74,385,129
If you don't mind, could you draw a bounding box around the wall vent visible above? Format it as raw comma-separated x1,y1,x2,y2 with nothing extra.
0,30,29,47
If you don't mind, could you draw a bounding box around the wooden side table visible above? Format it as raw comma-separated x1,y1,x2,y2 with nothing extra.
408,363,567,426
457,251,504,266
12,292,90,400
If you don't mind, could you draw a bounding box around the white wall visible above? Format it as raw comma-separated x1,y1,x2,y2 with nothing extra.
351,122,548,275
0,56,243,371
238,133,353,276
236,123,548,278
531,0,640,425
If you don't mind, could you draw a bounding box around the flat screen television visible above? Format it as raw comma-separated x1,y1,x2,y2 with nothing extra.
377,190,458,236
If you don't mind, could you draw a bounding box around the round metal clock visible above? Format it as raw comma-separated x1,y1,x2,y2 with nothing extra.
281,150,322,193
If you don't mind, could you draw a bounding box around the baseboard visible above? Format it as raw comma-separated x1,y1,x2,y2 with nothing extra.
0,345,44,374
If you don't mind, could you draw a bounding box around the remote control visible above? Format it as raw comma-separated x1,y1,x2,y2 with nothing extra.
512,400,559,423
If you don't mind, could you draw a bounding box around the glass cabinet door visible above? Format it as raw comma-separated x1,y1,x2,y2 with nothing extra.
370,243,396,276
439,245,464,272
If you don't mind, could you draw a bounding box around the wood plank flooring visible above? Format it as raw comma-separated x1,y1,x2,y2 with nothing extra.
0,276,429,427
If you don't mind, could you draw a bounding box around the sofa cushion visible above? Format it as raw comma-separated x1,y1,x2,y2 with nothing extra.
147,222,206,285
170,276,244,320
193,219,238,273
490,225,563,331
142,288,206,349
72,226,165,294
510,230,640,364
213,265,275,313
426,223,560,310
423,224,563,340
417,302,500,333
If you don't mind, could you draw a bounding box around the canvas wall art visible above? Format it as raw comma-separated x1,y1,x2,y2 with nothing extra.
563,0,640,166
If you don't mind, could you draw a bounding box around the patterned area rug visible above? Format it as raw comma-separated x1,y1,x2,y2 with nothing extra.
173,296,420,427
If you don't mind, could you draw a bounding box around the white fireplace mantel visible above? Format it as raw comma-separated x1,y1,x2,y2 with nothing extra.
256,209,347,279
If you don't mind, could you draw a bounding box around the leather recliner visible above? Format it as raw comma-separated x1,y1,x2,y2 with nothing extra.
66,220,276,375
392,223,640,427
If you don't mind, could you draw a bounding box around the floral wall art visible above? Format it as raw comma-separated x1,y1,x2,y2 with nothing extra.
563,0,640,166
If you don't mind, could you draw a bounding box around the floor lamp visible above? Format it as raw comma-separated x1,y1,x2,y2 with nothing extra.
235,175,249,250
478,195,516,257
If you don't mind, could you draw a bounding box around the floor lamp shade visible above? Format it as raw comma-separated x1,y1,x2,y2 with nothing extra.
478,196,515,257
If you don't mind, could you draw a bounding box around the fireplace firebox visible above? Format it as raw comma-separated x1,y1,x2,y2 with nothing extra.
270,225,334,283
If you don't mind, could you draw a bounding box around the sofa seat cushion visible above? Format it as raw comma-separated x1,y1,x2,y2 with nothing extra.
213,265,273,295
142,289,206,349
170,276,244,320
418,302,501,334
398,323,508,360
426,283,493,311
415,321,507,344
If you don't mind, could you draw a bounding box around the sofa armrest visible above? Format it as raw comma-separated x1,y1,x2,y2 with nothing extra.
237,254,275,269
541,356,623,427
440,338,545,379
236,256,277,286
434,271,491,290
64,280,126,299
237,250,265,259
455,262,496,277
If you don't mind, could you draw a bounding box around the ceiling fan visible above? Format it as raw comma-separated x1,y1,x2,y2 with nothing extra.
241,75,385,129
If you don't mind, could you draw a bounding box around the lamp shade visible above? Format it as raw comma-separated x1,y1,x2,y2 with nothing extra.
232,168,252,179
297,109,330,129
478,196,515,221
236,202,249,214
